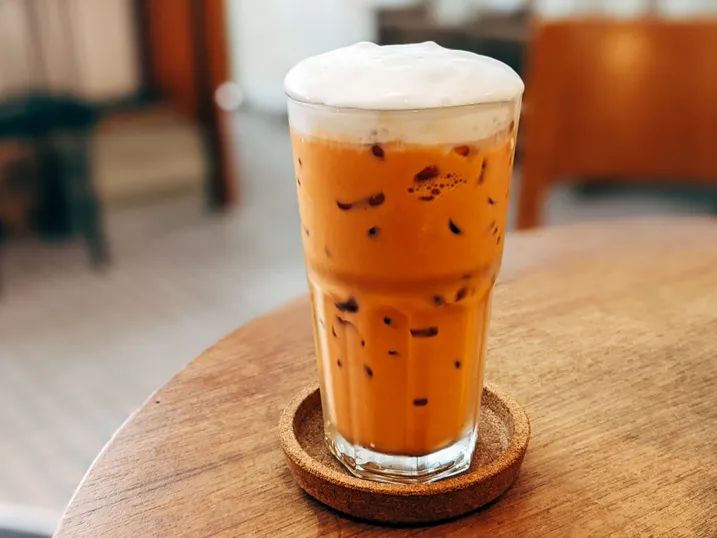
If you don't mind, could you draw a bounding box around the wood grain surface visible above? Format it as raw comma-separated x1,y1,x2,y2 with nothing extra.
57,218,717,537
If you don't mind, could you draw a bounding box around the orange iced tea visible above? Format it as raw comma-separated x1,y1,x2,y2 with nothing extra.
286,41,523,483
292,122,516,455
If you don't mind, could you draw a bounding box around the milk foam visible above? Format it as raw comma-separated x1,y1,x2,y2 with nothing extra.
285,42,523,144
285,41,523,110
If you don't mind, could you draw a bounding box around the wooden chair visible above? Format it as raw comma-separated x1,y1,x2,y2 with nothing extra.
517,19,717,229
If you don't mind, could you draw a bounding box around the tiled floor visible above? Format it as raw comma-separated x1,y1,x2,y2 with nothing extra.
0,109,713,522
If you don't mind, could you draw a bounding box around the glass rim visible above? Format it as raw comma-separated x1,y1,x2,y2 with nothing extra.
285,93,521,114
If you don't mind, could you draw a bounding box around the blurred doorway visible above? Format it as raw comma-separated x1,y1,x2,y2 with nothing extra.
135,0,236,208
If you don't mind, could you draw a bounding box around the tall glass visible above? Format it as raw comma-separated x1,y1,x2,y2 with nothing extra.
288,97,520,483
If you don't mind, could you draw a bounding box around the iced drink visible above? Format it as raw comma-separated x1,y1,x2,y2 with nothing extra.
285,42,523,483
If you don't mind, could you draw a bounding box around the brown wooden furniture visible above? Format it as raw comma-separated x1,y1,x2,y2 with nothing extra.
134,0,236,207
518,20,717,229
57,218,717,536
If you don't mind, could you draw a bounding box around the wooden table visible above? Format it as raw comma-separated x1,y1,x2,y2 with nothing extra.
58,218,717,537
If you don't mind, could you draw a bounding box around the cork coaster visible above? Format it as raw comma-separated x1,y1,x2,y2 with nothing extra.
279,383,530,524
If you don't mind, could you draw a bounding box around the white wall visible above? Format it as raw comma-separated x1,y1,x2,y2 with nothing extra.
534,0,717,18
0,0,140,101
68,0,141,101
0,0,37,95
227,0,376,113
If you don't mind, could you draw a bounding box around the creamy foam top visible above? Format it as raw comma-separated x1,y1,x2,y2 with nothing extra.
284,41,523,110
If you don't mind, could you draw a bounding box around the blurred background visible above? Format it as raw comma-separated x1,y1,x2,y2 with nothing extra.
0,0,715,535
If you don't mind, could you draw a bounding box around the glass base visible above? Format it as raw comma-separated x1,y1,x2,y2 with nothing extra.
325,428,477,484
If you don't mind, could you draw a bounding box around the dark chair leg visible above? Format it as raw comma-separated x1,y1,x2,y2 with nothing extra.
81,188,109,267
63,131,110,267
0,225,4,295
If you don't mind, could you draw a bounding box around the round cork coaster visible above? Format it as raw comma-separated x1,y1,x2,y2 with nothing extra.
278,383,530,524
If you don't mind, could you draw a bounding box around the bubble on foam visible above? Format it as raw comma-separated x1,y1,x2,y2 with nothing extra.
285,42,523,144
285,41,523,110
